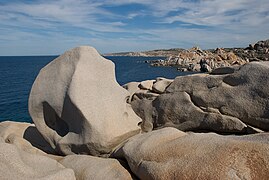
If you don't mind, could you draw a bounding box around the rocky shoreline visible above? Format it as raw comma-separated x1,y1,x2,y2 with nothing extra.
149,47,246,72
106,39,269,73
1,46,269,179
149,39,269,72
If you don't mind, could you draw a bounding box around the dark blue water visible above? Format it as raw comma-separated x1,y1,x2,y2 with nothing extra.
0,56,188,123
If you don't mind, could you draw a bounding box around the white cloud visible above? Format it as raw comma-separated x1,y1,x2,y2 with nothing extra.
0,0,268,55
0,0,125,33
162,0,269,27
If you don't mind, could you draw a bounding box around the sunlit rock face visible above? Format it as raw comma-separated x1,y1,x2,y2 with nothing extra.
29,46,141,156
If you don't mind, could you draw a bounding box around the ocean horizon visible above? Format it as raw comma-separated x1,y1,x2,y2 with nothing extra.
0,55,190,123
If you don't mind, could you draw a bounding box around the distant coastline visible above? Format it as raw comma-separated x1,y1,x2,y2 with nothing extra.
104,39,269,73
103,48,184,57
103,39,269,60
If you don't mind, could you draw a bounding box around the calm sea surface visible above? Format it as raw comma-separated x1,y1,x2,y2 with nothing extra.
0,56,190,123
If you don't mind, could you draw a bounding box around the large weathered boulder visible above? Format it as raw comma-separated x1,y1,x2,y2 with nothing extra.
151,92,249,133
130,62,269,133
113,127,269,180
29,46,141,156
60,155,134,180
0,140,75,180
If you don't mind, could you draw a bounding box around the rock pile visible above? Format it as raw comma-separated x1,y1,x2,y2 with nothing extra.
0,46,269,179
235,39,269,61
150,39,269,72
150,47,246,72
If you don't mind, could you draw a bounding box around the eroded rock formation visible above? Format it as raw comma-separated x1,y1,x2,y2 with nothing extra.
127,62,269,134
29,46,141,156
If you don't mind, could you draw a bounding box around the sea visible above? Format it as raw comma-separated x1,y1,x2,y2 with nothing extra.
0,56,191,123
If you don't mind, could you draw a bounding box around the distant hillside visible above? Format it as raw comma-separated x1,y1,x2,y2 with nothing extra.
104,39,269,61
103,48,184,57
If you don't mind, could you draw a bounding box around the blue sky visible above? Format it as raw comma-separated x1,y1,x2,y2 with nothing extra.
0,0,268,55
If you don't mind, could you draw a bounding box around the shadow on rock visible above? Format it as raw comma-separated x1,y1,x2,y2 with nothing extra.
23,126,56,154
